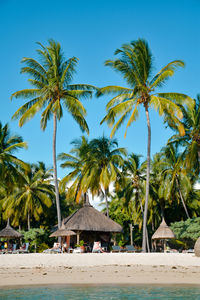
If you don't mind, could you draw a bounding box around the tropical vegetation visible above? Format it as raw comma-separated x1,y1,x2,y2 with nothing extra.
97,38,193,251
0,38,199,252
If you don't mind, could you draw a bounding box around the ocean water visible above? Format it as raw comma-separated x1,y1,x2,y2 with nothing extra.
0,286,200,300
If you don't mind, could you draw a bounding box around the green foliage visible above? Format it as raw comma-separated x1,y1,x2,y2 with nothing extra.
2,162,54,228
170,218,200,248
75,240,84,247
37,242,49,253
19,228,51,252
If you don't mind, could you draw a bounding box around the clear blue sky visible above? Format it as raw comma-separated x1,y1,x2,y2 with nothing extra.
0,0,200,178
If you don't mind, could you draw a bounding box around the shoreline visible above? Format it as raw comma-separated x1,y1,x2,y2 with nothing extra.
0,253,200,287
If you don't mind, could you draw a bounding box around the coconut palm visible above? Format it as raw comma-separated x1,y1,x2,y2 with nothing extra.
159,144,192,219
3,163,55,229
59,136,91,203
97,38,193,251
59,136,126,216
87,136,127,217
0,122,28,194
11,40,95,228
168,95,200,175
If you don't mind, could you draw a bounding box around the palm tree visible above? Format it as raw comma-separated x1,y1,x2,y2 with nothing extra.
159,144,191,219
3,163,55,229
87,136,127,217
59,136,91,203
97,38,193,251
11,40,95,228
59,136,126,216
117,153,145,210
168,95,200,175
0,122,28,194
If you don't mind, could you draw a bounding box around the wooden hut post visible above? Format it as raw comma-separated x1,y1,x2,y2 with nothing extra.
66,235,70,249
77,231,80,245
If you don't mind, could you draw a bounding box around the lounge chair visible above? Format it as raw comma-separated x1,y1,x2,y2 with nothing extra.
124,245,136,253
7,244,17,254
111,245,122,253
43,242,61,254
92,241,104,253
13,242,29,254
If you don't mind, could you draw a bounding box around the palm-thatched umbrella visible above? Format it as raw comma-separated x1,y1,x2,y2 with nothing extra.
0,219,23,239
152,219,175,251
0,219,23,251
50,223,76,238
50,222,76,252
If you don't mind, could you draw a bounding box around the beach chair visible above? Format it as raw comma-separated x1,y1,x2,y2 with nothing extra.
92,241,104,253
111,245,121,253
43,242,61,254
7,244,17,254
16,242,29,254
124,245,136,253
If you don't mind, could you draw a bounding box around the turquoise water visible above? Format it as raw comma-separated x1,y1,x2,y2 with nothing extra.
0,286,200,299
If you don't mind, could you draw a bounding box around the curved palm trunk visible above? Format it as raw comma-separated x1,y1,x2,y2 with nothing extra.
53,113,61,229
142,107,151,252
175,176,190,219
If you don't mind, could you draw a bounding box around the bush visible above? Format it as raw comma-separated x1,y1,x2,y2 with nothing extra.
37,243,49,253
19,228,51,253
170,217,200,249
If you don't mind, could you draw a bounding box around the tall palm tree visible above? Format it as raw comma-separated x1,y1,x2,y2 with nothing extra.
3,163,55,229
97,38,193,251
11,40,95,228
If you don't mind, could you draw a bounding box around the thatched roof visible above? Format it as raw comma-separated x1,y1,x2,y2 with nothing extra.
50,223,76,237
0,219,23,238
62,203,123,233
152,219,175,240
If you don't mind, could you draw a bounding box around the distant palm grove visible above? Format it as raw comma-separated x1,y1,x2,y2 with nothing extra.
1,38,200,252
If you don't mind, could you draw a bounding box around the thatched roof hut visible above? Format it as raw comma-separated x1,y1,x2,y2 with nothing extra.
194,237,200,257
0,219,23,238
152,219,175,240
62,202,123,233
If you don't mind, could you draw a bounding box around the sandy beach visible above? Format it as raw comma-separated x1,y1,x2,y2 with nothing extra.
0,253,200,287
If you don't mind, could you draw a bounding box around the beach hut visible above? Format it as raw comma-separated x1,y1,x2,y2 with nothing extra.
194,237,200,257
152,219,175,252
60,199,123,250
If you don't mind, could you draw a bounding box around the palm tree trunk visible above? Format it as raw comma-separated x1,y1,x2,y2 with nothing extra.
53,113,61,229
175,176,190,219
137,188,150,252
105,188,109,217
27,212,30,231
142,106,151,252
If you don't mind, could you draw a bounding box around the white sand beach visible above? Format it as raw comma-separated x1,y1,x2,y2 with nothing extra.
0,253,200,287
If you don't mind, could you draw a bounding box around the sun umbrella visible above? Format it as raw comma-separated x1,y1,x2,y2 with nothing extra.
152,219,175,240
50,223,76,237
0,219,23,238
